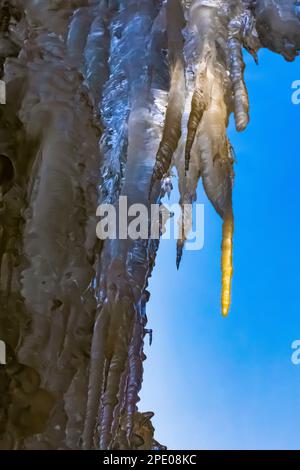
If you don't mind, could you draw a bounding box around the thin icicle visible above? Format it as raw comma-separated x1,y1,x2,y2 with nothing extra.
221,212,234,317
184,62,208,172
150,0,185,193
228,10,250,132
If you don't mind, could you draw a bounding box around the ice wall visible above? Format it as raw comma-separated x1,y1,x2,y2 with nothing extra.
0,0,299,450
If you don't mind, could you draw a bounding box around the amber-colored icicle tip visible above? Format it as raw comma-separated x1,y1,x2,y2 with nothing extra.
221,214,234,317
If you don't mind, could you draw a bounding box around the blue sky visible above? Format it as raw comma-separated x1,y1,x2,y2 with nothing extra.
140,49,300,450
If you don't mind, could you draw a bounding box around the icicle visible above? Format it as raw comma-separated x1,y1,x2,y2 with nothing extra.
176,187,197,269
99,297,135,450
150,0,185,195
228,11,250,132
95,1,169,450
150,60,185,189
221,212,234,317
176,0,236,312
228,33,249,131
185,63,208,172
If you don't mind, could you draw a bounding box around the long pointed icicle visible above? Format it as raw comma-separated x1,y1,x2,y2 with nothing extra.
221,212,234,317
179,0,237,314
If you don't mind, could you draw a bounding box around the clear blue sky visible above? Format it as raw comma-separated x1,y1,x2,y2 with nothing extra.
140,49,300,450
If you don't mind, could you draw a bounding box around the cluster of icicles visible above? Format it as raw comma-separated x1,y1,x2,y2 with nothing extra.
1,0,299,451
151,0,260,316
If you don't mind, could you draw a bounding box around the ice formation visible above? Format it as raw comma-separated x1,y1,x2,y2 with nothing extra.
0,0,299,450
